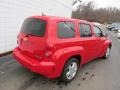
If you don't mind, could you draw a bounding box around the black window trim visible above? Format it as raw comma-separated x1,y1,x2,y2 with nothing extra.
79,23,92,37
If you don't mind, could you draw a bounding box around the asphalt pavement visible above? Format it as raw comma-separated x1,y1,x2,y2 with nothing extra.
0,31,120,90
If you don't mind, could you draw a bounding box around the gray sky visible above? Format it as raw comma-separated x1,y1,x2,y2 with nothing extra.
83,0,120,8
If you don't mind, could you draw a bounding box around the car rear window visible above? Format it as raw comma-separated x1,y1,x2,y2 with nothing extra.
21,18,46,37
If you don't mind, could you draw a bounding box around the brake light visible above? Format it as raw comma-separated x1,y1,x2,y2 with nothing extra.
45,44,54,57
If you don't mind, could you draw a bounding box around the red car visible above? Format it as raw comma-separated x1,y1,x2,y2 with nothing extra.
13,16,112,82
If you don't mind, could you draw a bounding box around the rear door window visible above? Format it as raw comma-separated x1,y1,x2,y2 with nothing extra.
57,21,75,38
79,24,92,37
93,26,103,37
21,18,46,37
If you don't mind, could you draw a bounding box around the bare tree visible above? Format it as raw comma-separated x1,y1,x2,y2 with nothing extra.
72,1,120,24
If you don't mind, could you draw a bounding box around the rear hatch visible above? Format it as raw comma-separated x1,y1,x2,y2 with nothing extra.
18,18,47,59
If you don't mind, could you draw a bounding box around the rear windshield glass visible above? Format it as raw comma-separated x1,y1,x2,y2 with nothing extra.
21,18,46,37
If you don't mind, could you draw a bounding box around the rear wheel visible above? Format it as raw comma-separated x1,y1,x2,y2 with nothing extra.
60,58,79,82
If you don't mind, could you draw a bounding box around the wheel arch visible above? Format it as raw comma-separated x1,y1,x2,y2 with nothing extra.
100,40,112,57
51,46,85,78
59,54,82,76
66,55,82,66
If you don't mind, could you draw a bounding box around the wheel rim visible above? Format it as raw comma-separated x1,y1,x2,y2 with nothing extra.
106,48,110,58
66,62,78,80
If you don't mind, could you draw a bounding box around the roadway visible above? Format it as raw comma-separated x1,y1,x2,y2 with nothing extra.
0,31,120,90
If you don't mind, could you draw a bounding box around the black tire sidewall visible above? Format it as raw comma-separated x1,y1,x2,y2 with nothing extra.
60,58,79,82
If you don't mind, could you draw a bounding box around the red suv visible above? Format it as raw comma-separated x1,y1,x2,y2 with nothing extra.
13,16,112,82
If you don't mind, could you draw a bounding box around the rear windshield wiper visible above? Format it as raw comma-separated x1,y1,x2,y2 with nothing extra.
25,34,43,37
25,34,35,37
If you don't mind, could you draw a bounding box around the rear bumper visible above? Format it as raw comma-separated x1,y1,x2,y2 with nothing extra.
13,48,56,78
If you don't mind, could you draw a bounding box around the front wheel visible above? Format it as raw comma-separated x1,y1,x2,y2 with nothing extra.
103,47,111,59
60,58,79,82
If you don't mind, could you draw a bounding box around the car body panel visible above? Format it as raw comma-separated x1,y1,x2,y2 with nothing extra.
13,16,112,78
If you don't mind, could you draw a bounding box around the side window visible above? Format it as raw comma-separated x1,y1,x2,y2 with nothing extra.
93,26,103,37
79,24,92,37
57,21,75,38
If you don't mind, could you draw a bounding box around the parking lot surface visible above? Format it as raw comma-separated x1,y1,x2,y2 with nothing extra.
0,31,120,90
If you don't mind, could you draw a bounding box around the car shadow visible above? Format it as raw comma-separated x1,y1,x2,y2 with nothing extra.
17,58,107,90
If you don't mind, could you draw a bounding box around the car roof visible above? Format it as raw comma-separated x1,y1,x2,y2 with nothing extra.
30,15,91,24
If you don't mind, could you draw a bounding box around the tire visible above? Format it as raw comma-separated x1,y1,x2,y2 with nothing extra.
103,47,111,59
60,58,79,82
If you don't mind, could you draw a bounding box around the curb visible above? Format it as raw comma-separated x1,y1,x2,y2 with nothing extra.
0,51,13,57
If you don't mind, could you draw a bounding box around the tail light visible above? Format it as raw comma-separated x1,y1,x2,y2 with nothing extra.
45,44,54,57
17,35,19,44
34,51,52,61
